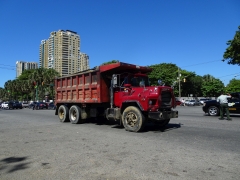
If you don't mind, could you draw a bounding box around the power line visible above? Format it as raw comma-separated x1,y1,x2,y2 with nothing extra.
0,63,15,67
0,67,15,70
179,59,239,81
181,60,222,68
217,72,240,78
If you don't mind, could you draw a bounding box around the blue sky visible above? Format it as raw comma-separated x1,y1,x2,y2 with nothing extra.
0,0,239,88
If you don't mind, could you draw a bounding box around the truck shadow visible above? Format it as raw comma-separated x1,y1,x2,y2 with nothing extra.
142,123,182,133
86,118,181,133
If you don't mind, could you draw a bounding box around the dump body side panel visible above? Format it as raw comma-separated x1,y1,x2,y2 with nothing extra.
55,69,110,104
55,62,151,105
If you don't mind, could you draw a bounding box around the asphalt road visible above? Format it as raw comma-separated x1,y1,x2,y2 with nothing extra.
0,106,240,180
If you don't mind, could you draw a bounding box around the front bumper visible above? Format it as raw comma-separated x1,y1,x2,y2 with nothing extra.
148,110,178,121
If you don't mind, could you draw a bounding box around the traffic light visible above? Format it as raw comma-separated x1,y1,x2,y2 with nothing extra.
183,78,186,82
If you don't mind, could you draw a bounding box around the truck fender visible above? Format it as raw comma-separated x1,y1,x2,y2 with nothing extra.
121,101,144,112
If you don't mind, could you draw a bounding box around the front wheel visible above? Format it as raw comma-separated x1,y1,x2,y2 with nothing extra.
208,106,219,116
58,105,69,122
122,106,145,132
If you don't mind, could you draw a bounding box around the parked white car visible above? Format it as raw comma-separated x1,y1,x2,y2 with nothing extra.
22,102,29,108
184,100,191,106
1,102,9,109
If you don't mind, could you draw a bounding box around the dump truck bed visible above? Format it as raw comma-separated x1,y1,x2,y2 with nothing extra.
55,62,152,104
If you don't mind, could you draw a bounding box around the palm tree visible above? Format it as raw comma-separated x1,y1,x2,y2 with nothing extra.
21,80,31,101
4,80,13,101
43,68,59,100
0,87,7,101
31,68,47,101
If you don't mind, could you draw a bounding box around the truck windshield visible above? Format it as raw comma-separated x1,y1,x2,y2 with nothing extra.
130,76,149,87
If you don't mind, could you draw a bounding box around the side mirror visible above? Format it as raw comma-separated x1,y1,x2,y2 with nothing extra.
158,79,165,86
112,75,118,86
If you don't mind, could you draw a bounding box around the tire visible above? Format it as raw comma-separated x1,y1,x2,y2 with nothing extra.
122,106,145,132
58,105,69,122
208,106,219,116
155,119,170,127
69,105,86,124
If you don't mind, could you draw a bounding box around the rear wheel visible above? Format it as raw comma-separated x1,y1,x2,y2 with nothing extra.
69,105,86,124
208,106,219,116
58,105,69,122
122,106,145,132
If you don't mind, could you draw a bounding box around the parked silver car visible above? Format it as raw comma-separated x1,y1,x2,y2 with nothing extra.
22,102,29,108
184,100,191,106
187,99,201,106
199,98,211,105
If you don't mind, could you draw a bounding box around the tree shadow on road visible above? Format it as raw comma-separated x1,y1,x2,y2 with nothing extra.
0,156,30,173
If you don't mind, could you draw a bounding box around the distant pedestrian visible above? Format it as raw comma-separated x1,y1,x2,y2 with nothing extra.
32,102,38,110
217,92,232,120
181,99,185,106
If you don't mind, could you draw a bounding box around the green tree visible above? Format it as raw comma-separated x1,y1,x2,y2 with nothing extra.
101,60,119,65
18,69,38,101
18,69,35,80
225,79,240,92
148,63,178,86
31,68,46,101
0,87,7,101
223,26,240,65
42,68,59,100
4,80,14,100
201,75,224,97
182,74,203,97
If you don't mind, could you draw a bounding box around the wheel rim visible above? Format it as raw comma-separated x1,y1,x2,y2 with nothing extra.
209,107,217,115
71,109,77,121
125,112,138,127
59,108,65,119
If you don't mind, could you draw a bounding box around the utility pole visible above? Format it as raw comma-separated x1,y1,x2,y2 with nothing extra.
178,67,181,98
35,84,38,101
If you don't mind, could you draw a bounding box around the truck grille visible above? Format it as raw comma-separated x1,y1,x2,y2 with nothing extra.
161,91,172,107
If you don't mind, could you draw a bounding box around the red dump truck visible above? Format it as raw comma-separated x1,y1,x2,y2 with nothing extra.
54,62,178,132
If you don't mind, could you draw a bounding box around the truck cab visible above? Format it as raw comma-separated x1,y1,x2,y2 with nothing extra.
104,64,178,132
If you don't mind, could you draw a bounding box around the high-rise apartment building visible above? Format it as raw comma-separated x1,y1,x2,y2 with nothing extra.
16,61,38,78
39,40,49,69
39,30,90,76
79,53,90,71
